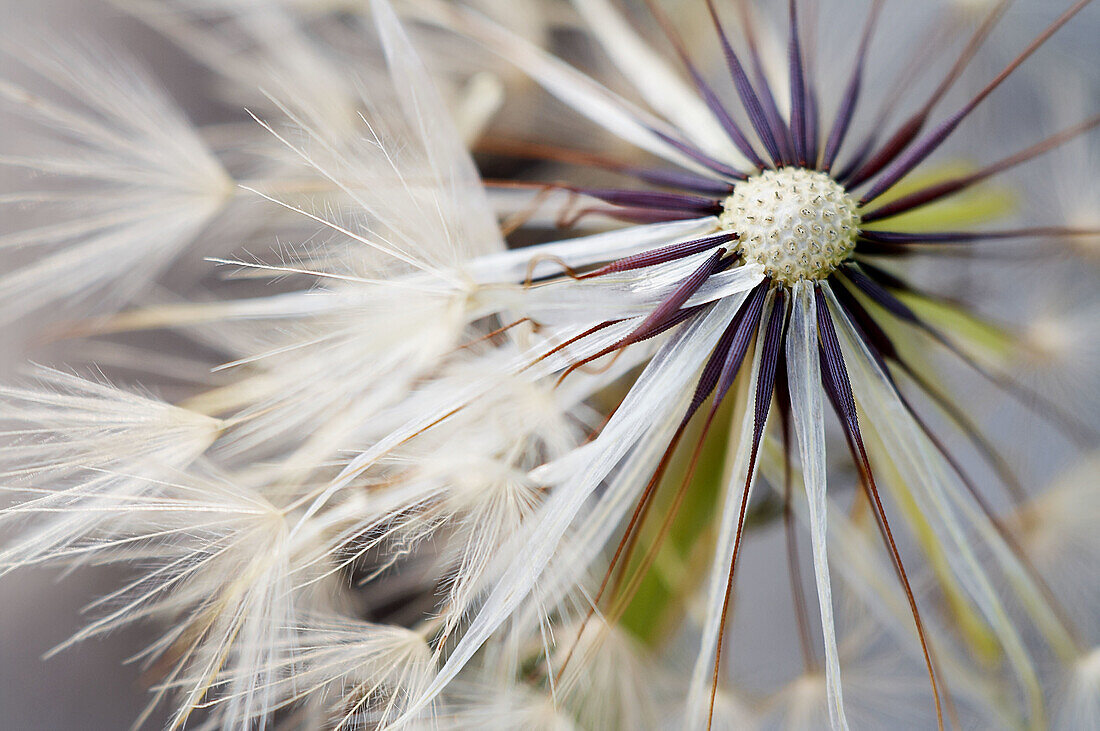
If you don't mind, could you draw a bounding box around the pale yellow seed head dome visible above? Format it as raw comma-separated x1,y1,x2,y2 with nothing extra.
720,167,861,284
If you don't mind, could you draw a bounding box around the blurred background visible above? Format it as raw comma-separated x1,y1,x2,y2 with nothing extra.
0,3,185,728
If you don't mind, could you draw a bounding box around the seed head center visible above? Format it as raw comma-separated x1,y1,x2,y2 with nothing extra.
720,167,860,284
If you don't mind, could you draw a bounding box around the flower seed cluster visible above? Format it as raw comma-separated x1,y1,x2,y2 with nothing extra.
721,167,860,284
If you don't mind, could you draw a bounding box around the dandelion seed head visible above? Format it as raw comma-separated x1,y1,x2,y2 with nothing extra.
3,0,1098,726
720,167,859,284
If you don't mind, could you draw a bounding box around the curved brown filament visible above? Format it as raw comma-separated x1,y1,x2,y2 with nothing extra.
523,255,581,287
